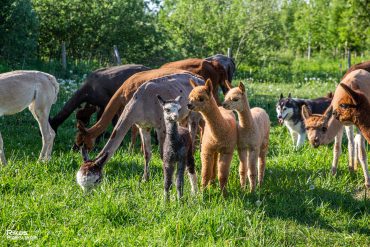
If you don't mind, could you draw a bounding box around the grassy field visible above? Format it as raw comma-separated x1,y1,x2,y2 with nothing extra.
1,77,369,246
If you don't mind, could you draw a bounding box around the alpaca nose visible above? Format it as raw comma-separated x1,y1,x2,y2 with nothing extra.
222,103,227,108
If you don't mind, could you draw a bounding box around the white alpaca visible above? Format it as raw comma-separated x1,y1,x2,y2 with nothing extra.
0,70,59,164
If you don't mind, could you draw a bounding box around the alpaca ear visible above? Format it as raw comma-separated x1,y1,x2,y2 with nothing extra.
288,93,292,98
225,80,233,91
77,120,87,134
189,79,198,88
175,95,182,103
339,83,363,106
322,105,333,125
327,92,333,98
205,78,213,95
280,93,284,99
301,105,312,120
156,94,165,106
238,82,245,93
95,152,109,168
81,146,89,162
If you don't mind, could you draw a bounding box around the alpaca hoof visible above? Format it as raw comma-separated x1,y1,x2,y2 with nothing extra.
142,174,149,182
331,167,337,175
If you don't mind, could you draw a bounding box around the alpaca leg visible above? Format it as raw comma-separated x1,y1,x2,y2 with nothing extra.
258,145,268,187
331,129,343,175
156,125,166,159
210,153,218,184
176,160,185,199
201,149,214,189
247,149,258,192
218,153,233,194
356,134,370,188
129,125,139,152
29,102,55,161
163,161,175,200
139,128,152,181
237,149,248,189
0,132,6,165
344,125,355,171
186,147,198,194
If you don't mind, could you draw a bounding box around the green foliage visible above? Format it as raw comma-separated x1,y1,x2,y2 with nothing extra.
0,0,39,65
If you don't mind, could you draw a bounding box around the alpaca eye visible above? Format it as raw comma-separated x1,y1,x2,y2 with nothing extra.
199,97,204,102
322,127,327,132
233,98,239,102
340,104,349,109
165,109,170,113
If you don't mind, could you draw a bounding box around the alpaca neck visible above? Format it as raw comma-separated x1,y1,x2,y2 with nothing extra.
165,120,179,141
237,98,254,130
200,97,230,139
322,118,343,144
356,109,370,143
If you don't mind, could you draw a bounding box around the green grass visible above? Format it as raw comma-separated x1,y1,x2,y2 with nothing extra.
1,79,369,246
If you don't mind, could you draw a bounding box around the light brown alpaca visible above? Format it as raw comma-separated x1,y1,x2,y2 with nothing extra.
330,69,370,143
187,79,238,194
223,82,270,192
302,106,370,187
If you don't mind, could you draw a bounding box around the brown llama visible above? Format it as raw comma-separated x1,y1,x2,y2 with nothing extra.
187,79,238,195
223,82,270,192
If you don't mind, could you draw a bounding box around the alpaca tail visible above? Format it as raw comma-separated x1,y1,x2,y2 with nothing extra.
186,141,198,194
49,86,88,132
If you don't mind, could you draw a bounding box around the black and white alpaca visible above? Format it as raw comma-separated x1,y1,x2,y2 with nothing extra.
157,95,198,199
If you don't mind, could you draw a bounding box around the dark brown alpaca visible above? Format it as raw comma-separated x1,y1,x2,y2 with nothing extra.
161,58,229,105
49,64,149,133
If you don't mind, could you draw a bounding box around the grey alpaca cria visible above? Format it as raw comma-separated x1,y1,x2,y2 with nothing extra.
157,95,198,200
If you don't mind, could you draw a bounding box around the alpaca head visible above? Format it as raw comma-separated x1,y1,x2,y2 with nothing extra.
76,152,109,191
222,81,246,112
302,105,332,148
187,78,214,111
76,121,96,151
332,83,367,125
157,94,182,122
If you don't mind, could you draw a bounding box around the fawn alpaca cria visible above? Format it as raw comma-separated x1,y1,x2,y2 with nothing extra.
187,79,238,195
157,95,198,199
223,82,270,192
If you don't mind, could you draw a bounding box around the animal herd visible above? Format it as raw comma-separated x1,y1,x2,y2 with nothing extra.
1,55,370,200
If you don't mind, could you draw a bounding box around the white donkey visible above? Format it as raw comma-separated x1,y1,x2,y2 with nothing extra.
0,70,59,164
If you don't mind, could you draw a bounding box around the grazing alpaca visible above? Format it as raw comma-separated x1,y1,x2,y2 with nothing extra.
50,64,149,132
301,106,367,184
161,58,229,105
0,70,59,164
223,82,270,191
76,68,195,151
157,95,198,199
187,79,238,194
205,54,236,83
76,73,204,191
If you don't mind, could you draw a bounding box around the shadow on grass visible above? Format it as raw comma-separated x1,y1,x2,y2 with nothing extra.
231,165,370,236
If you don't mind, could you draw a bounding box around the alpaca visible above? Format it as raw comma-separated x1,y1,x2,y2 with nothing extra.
75,68,194,151
187,79,238,194
76,73,205,190
223,82,270,192
50,64,149,132
0,70,59,164
161,58,229,105
205,54,236,83
157,95,197,199
331,69,370,143
301,106,367,182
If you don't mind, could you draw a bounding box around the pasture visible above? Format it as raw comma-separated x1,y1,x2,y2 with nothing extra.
1,77,369,246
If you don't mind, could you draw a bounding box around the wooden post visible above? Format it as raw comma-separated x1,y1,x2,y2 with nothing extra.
61,41,67,70
227,48,232,58
347,49,351,69
113,45,121,65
